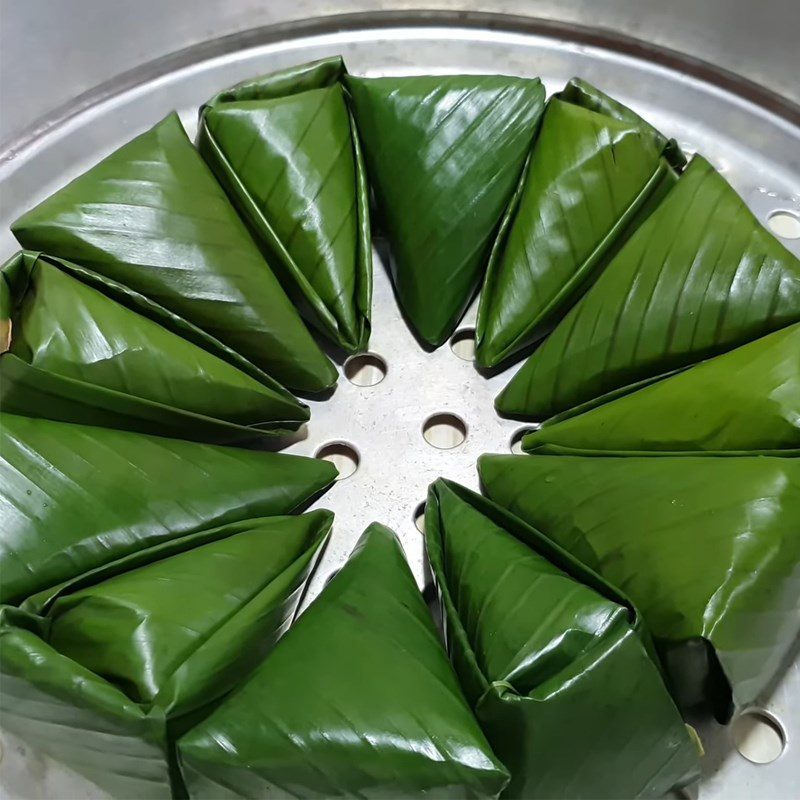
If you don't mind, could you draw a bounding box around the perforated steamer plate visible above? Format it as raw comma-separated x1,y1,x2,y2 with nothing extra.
0,13,798,800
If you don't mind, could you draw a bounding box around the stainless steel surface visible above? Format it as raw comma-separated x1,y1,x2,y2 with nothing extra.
0,13,799,800
2,1,800,149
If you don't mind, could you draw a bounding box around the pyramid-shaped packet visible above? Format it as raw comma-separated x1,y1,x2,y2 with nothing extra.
0,511,332,799
479,454,800,720
476,78,684,368
496,155,800,419
12,113,337,392
522,323,800,455
0,413,337,605
178,523,510,799
425,479,700,799
198,56,372,353
1,251,308,441
345,73,545,346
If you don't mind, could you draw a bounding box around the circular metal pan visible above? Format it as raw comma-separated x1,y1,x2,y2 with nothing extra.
1,14,798,800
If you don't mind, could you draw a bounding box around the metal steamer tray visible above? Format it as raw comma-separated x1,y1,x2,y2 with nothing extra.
0,13,798,800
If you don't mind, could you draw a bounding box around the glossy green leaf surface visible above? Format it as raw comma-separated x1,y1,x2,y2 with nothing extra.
496,156,800,419
48,512,331,706
0,614,170,798
1,512,331,799
1,251,308,441
345,73,545,346
557,78,687,172
476,81,680,367
0,413,337,605
11,113,337,392
179,523,510,799
199,57,372,353
426,480,699,799
478,454,800,720
523,323,800,455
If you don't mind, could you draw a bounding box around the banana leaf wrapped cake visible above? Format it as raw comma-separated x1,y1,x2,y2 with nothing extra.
475,78,684,368
1,510,332,798
197,57,372,354
521,323,800,456
0,414,336,605
12,113,337,392
345,72,545,346
424,479,700,799
1,251,309,441
178,523,510,799
479,454,800,720
496,155,800,420
4,53,800,800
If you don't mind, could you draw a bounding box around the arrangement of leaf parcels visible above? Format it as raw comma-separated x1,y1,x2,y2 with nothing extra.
522,322,800,455
479,455,800,721
198,57,372,354
1,251,309,441
0,510,333,799
179,523,510,799
12,113,337,393
497,155,800,420
475,78,685,368
425,480,700,799
346,72,545,347
0,413,337,605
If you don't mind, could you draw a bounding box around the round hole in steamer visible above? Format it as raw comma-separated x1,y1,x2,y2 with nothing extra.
509,425,540,454
731,710,786,764
343,352,387,387
767,210,800,239
664,790,692,800
422,413,467,450
449,328,476,361
413,502,427,533
314,442,360,480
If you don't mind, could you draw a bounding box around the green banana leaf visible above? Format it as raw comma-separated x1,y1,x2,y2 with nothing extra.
425,479,700,799
496,155,800,419
0,251,309,441
0,511,332,799
475,79,682,368
523,323,800,455
558,78,687,171
11,113,337,392
478,454,800,721
198,56,372,353
345,73,545,346
0,413,337,605
178,523,510,799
